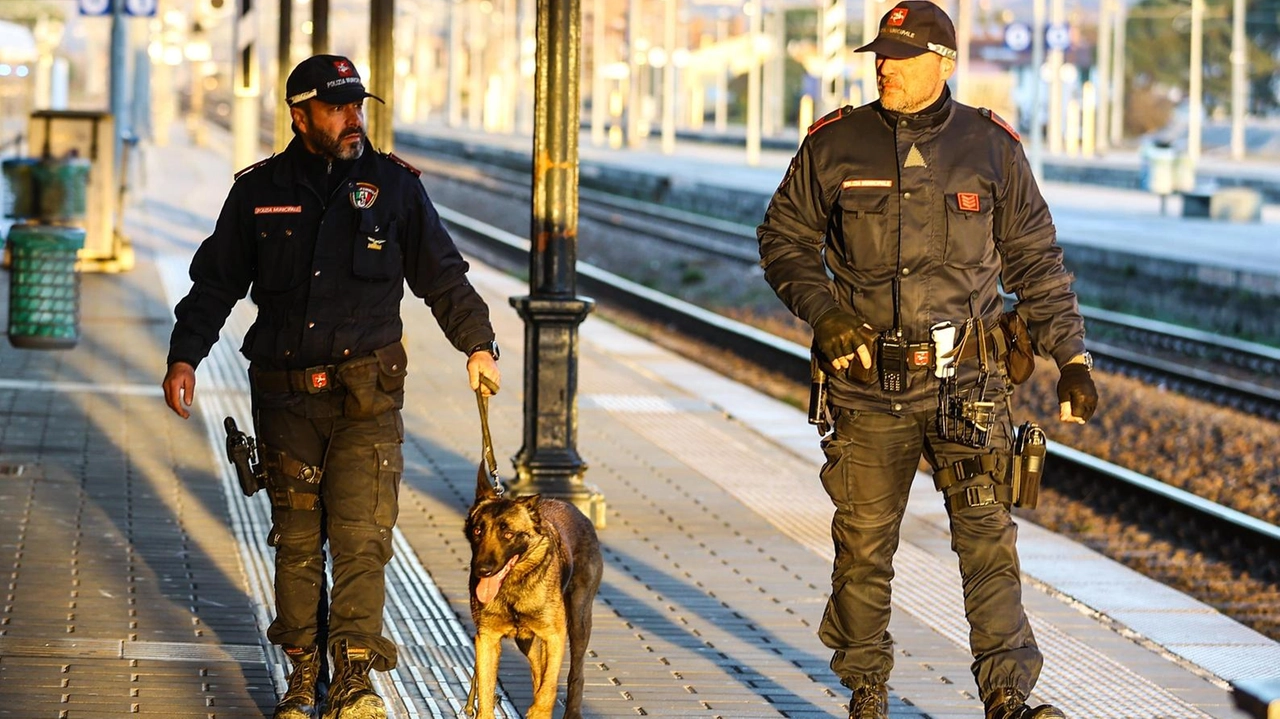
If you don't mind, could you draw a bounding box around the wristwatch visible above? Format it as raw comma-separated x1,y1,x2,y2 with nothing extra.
469,340,500,361
1069,351,1093,371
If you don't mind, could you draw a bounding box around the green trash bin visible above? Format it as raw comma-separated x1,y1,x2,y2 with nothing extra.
2,158,39,221
7,224,86,350
34,157,91,223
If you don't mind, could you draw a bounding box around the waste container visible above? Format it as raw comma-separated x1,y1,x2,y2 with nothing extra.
1140,144,1177,195
33,156,91,222
7,224,86,350
2,158,39,221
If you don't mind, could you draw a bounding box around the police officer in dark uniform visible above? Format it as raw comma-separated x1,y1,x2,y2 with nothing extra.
757,3,1097,718
162,55,501,719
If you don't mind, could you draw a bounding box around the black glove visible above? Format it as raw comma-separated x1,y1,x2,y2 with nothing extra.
814,309,875,383
1056,363,1098,422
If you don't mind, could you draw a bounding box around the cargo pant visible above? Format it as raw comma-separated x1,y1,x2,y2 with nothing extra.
817,405,1042,699
251,346,406,672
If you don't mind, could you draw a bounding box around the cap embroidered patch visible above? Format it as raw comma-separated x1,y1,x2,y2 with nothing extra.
350,182,379,209
286,54,385,106
842,179,894,189
254,205,303,214
854,0,958,60
957,192,980,211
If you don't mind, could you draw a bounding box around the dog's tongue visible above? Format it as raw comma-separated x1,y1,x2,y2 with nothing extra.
475,555,519,604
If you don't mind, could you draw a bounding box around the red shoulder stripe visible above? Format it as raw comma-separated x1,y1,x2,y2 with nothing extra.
981,108,1020,142
807,106,850,136
234,155,274,181
387,152,422,177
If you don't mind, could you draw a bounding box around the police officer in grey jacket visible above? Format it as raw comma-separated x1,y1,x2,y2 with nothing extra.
757,4,1096,718
163,55,501,719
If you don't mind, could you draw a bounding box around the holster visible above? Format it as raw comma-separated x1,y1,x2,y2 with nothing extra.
259,445,324,510
1010,422,1047,508
932,452,1014,511
808,353,832,435
223,417,266,497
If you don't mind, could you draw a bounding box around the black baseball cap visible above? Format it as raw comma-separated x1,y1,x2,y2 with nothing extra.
285,54,385,107
854,0,958,60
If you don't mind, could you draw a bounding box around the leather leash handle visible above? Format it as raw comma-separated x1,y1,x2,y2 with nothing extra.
475,375,503,496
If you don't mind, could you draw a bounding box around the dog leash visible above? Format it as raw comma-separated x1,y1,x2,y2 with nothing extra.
475,375,503,496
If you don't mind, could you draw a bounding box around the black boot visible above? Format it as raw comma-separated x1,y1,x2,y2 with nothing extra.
322,641,385,719
848,683,889,719
984,688,1066,719
274,645,326,719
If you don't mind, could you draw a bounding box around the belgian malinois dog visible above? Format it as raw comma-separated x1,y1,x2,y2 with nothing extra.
463,465,603,719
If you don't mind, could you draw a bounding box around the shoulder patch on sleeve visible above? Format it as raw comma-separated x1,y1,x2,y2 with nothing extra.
807,105,852,136
386,152,422,177
979,108,1020,142
233,155,275,181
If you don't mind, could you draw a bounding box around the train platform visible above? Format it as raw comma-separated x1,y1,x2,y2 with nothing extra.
0,122,1277,719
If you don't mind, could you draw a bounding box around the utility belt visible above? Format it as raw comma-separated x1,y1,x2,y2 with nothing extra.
808,322,1011,435
896,325,1009,372
251,341,408,423
250,363,345,394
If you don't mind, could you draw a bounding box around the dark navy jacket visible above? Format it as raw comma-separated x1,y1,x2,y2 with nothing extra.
758,90,1085,412
168,137,494,371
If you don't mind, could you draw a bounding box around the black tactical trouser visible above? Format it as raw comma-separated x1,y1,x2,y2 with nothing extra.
252,360,405,672
817,405,1042,698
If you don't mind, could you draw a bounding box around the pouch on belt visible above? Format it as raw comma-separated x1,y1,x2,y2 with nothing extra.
336,342,408,419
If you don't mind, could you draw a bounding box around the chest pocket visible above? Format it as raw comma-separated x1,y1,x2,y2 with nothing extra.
352,216,401,281
834,192,894,269
944,193,995,268
254,216,306,293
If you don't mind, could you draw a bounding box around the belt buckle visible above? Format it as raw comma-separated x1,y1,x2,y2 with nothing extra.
305,366,331,394
965,484,998,508
909,344,932,368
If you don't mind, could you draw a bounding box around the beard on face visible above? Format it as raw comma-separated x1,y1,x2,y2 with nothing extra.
306,122,366,161
878,78,934,113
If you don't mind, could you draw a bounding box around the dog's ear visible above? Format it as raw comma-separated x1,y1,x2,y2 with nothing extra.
475,462,500,501
516,493,542,522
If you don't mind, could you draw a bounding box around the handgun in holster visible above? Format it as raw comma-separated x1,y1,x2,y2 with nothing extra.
808,352,832,436
1010,422,1047,508
224,417,267,497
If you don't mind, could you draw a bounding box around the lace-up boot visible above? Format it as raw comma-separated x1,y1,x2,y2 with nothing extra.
984,688,1066,719
274,645,325,719
848,683,889,719
322,641,385,719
